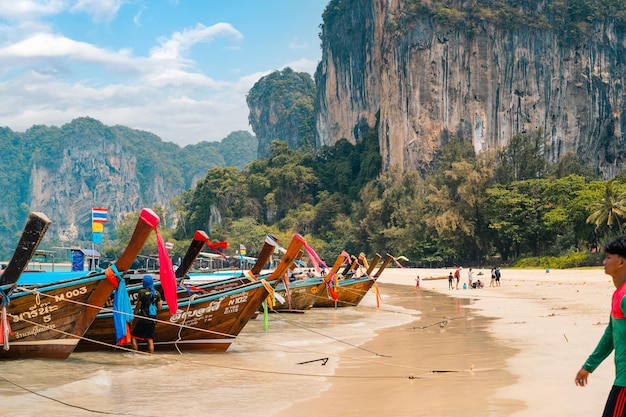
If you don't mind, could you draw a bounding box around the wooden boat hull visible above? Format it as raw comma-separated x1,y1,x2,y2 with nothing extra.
79,280,271,353
0,275,114,359
313,277,376,308
0,208,160,360
272,278,326,312
79,233,306,353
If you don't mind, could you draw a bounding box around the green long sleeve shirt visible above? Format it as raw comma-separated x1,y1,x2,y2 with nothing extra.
583,283,626,386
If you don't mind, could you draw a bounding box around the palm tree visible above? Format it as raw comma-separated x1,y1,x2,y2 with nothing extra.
586,180,626,234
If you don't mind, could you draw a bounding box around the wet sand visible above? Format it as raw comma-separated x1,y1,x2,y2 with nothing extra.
282,267,616,417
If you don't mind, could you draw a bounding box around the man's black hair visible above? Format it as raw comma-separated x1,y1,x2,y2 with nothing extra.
605,236,626,258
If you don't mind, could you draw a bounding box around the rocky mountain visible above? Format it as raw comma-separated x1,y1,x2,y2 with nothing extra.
314,0,626,177
0,117,256,257
247,68,316,159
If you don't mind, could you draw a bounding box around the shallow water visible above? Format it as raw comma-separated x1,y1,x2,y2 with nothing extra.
0,290,418,417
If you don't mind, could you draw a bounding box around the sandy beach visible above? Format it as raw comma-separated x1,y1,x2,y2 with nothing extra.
283,266,617,417
0,266,616,417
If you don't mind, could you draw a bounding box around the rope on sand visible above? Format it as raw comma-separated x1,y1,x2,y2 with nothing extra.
1,283,502,414
273,311,392,357
412,316,471,330
8,294,491,376
0,373,157,417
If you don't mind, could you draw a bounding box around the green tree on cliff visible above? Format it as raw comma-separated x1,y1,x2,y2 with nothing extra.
246,68,316,158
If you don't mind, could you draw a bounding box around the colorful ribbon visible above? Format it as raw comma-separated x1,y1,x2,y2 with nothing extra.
0,290,11,350
113,279,133,345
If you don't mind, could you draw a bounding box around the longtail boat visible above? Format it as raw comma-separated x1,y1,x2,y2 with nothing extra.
313,253,392,308
270,277,326,312
77,231,277,353
0,209,159,359
103,231,277,314
269,253,346,312
182,238,326,313
78,234,306,353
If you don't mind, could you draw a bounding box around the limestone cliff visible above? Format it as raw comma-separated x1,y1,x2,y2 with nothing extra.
0,118,256,255
29,142,143,241
247,68,315,158
315,0,626,177
26,126,180,242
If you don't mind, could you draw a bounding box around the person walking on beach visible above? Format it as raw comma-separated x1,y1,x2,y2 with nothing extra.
468,268,474,289
490,268,496,287
448,272,454,290
415,275,420,290
454,267,461,290
575,236,626,416
131,275,162,354
495,267,501,287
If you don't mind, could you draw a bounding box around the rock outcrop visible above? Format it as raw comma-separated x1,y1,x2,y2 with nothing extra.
315,0,626,177
0,118,256,253
247,68,316,158
29,143,142,241
26,129,178,242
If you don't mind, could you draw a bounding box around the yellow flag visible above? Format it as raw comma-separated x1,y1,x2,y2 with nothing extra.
92,222,104,233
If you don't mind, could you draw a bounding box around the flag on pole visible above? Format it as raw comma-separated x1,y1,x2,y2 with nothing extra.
92,208,108,223
92,208,107,244
239,244,246,256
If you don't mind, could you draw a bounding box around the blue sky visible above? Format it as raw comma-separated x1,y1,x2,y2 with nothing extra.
0,0,328,146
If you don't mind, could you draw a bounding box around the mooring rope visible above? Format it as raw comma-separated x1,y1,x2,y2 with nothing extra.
5,286,474,376
4,310,487,383
0,368,158,417
0,284,499,415
13,286,237,339
271,311,392,357
174,293,197,355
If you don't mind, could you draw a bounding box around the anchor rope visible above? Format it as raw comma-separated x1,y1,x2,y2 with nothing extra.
5,286,475,375
0,285,499,415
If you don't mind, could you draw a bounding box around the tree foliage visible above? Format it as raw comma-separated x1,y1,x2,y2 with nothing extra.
385,0,626,41
247,68,316,158
586,180,626,236
0,117,258,259
172,126,615,267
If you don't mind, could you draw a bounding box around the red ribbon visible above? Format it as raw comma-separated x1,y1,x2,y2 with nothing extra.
155,228,178,314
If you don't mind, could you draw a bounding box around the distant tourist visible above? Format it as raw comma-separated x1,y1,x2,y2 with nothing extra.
131,275,162,354
415,275,420,290
472,279,484,289
448,272,453,290
454,267,462,290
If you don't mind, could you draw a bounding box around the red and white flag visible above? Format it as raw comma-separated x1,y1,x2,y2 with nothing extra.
92,208,108,223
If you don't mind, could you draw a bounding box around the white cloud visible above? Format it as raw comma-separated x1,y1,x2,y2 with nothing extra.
141,68,222,89
282,58,318,76
0,6,319,146
0,32,133,62
150,22,242,61
289,37,308,49
0,0,125,24
0,67,251,145
132,4,145,27
0,0,66,21
69,0,125,23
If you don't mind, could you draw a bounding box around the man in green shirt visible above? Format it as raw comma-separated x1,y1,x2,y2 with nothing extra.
576,236,626,417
